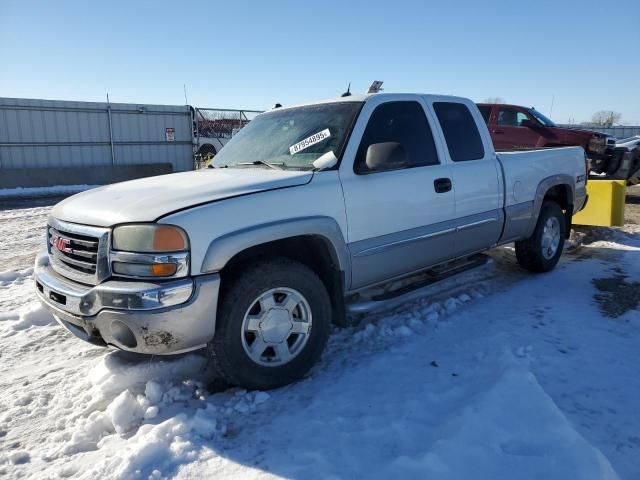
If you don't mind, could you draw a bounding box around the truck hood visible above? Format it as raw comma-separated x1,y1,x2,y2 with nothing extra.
551,126,606,139
52,168,313,227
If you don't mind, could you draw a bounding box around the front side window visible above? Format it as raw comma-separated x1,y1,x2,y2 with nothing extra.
433,102,485,161
497,107,532,127
354,101,439,174
212,102,361,170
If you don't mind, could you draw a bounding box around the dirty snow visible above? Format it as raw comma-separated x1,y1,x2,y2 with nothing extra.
0,200,639,479
0,184,98,199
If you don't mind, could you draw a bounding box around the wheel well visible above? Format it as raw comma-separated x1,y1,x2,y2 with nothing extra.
221,236,347,326
543,184,573,237
543,184,571,211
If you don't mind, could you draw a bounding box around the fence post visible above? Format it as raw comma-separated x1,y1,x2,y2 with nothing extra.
106,94,115,166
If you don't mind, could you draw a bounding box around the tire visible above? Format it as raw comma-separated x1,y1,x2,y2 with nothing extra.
208,257,332,390
515,201,566,273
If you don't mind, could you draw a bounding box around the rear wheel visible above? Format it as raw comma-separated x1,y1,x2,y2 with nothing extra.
208,257,332,390
515,201,566,273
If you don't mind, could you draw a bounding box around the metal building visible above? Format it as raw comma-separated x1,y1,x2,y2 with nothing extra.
0,97,193,188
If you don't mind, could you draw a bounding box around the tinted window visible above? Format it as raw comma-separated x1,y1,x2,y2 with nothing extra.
477,105,492,123
497,107,532,126
433,102,485,161
355,101,439,174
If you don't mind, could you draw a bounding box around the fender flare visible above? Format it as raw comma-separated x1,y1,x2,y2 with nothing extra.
200,215,351,283
526,174,575,237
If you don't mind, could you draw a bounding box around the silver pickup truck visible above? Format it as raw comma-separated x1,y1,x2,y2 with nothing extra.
34,93,588,389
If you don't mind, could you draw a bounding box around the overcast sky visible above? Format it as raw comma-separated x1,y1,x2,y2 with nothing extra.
1,0,638,124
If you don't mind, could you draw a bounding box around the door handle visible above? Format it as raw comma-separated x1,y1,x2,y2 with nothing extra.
492,129,504,134
434,178,452,193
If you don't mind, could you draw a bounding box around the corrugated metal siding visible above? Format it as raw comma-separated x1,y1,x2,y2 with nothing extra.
0,97,193,171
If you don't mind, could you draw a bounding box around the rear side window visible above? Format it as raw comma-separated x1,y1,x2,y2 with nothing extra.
433,102,485,161
477,105,492,124
355,101,439,174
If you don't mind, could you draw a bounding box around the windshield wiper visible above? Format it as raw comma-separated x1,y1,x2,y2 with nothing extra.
237,160,285,170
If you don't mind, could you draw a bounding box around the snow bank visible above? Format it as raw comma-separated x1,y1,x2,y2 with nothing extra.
0,303,55,330
75,388,272,479
0,184,98,199
0,268,33,286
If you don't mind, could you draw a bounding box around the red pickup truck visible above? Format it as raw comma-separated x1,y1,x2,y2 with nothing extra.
476,103,613,169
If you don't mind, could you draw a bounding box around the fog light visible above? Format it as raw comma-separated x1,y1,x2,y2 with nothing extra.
110,320,137,348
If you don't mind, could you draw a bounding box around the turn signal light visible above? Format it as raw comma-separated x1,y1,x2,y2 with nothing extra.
153,226,188,251
151,263,178,276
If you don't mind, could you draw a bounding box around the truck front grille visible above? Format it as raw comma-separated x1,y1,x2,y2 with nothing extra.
47,219,111,285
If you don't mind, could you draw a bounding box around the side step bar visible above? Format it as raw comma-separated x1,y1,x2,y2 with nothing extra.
346,254,491,316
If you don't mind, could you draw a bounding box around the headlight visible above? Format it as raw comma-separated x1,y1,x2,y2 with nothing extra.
111,224,190,279
113,224,189,252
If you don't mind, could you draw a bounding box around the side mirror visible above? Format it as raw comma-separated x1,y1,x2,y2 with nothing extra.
520,119,536,128
365,142,408,172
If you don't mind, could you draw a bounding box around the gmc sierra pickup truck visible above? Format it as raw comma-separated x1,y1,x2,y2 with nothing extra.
476,103,614,170
35,93,588,390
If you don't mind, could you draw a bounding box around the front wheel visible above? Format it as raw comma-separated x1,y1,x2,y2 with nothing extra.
515,201,566,273
208,257,332,390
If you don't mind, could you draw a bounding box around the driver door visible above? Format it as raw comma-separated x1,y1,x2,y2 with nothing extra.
339,99,456,290
492,106,540,149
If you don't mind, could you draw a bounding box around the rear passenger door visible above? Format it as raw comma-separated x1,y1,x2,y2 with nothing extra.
340,99,456,289
431,101,503,257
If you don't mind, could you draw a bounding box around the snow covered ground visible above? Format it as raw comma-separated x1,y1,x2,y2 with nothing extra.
0,184,97,199
0,201,639,480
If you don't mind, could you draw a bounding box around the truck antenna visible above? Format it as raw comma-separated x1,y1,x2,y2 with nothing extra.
183,84,189,105
341,82,352,97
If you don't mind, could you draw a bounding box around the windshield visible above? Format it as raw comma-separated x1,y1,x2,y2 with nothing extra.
528,108,556,127
212,102,362,170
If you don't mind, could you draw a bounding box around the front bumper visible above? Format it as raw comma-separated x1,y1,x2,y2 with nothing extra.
34,250,220,355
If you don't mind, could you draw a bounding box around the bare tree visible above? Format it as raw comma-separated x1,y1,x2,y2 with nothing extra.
590,110,622,127
483,96,505,104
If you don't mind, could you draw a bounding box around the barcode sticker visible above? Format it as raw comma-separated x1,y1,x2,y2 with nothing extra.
289,129,331,155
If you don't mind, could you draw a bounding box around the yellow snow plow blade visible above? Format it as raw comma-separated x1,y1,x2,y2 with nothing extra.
573,180,626,227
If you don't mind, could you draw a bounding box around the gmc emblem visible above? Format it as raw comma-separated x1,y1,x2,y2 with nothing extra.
51,235,72,253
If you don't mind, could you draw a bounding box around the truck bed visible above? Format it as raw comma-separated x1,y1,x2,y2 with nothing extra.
497,146,586,209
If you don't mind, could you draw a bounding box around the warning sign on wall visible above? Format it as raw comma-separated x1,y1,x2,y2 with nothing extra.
165,127,175,142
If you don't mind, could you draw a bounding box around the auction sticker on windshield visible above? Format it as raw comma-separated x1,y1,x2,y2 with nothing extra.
289,129,331,155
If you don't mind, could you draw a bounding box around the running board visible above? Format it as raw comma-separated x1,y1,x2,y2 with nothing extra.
346,254,491,315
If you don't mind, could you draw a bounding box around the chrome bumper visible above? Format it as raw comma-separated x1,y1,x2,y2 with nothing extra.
34,250,220,355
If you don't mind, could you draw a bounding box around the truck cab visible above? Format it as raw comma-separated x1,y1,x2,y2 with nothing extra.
477,103,612,163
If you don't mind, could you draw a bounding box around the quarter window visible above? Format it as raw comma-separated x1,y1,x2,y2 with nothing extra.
433,102,485,161
354,101,439,174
